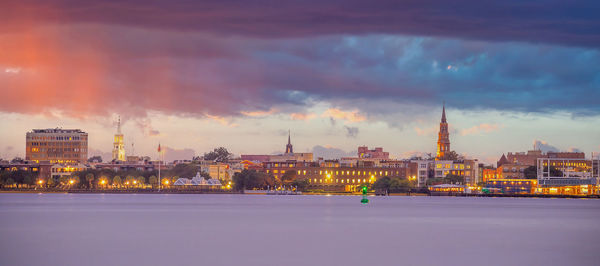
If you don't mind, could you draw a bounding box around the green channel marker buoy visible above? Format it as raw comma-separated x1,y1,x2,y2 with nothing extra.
361,186,369,204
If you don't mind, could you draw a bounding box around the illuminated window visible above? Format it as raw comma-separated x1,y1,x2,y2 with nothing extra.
460,165,465,169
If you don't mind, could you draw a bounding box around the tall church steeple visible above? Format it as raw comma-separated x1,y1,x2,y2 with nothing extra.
436,103,450,160
285,130,293,154
112,116,126,161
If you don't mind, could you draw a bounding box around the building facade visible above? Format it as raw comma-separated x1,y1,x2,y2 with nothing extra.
263,160,417,192
357,146,389,159
26,128,88,164
434,159,479,185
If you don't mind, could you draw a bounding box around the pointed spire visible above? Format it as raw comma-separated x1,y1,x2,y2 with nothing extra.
285,130,293,154
441,102,447,123
117,115,122,134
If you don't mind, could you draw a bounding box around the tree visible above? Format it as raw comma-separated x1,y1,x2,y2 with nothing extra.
125,175,136,187
389,178,413,192
291,179,309,191
4,178,15,187
59,176,70,186
200,171,211,180
203,147,232,162
23,175,33,187
10,157,24,163
137,176,145,186
168,163,199,179
549,166,563,177
372,177,392,192
443,151,460,161
233,169,275,191
88,156,103,163
426,178,444,186
85,173,95,189
47,176,55,187
113,176,122,188
524,166,537,179
149,176,158,188
281,170,297,184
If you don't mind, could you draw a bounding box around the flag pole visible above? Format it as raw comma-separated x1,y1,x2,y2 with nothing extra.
158,143,161,192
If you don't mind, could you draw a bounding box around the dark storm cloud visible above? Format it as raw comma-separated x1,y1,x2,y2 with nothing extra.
2,0,599,47
1,1,599,122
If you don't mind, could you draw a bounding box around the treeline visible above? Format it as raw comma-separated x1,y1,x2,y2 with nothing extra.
372,176,416,193
0,163,209,189
232,169,308,191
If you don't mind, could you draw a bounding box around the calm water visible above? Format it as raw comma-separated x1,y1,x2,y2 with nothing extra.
0,194,599,266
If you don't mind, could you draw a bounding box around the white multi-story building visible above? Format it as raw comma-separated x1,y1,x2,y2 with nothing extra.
434,159,479,185
411,160,432,187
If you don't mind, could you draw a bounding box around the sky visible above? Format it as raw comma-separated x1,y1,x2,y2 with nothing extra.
0,0,599,164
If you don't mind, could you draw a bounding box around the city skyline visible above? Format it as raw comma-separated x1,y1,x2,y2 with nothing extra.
1,1,599,163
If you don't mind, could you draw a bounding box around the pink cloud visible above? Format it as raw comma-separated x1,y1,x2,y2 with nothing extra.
290,112,316,121
460,123,502,136
321,108,366,123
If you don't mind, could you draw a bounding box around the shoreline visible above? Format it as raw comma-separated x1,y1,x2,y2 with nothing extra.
1,189,598,199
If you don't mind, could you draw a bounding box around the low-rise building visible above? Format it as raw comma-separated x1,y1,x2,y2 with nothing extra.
263,160,417,192
433,159,479,185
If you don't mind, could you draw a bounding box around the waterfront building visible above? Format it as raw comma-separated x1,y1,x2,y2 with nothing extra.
263,160,417,192
25,128,88,164
436,104,450,160
112,117,126,162
482,168,498,182
94,160,171,172
208,163,233,180
537,155,596,187
358,146,389,159
411,159,432,187
498,150,544,167
434,159,479,185
0,161,53,182
485,179,537,194
51,163,88,179
496,164,530,179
